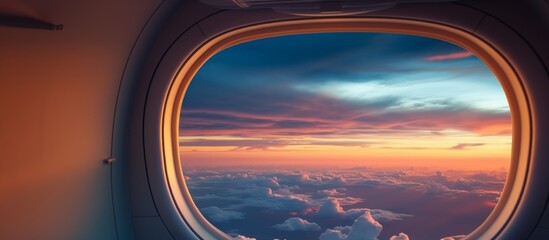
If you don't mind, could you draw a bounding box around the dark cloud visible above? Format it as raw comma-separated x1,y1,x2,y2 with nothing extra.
192,32,466,84
422,182,468,196
449,143,486,150
179,138,375,150
272,217,321,231
180,105,510,145
200,206,245,223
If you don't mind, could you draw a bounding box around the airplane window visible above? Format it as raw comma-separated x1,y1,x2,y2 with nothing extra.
178,32,511,240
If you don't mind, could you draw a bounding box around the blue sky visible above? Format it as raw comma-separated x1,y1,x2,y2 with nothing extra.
184,32,506,116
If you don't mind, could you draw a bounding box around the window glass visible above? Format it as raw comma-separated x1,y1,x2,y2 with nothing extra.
179,33,511,240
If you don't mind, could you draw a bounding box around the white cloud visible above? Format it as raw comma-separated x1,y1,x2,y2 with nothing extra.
316,198,345,216
319,229,347,240
389,233,410,240
200,206,244,223
314,198,412,222
278,172,348,187
333,226,353,234
294,74,508,112
272,217,321,231
346,212,383,240
320,211,384,240
187,168,498,240
233,235,256,240
320,212,412,240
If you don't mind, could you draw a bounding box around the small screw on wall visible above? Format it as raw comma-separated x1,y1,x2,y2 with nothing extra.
103,157,116,165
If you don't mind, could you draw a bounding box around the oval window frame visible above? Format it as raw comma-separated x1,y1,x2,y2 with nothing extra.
153,18,531,240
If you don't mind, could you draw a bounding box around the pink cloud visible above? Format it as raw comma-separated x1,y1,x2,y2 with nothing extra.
180,108,511,140
234,235,256,240
390,233,410,240
425,51,474,61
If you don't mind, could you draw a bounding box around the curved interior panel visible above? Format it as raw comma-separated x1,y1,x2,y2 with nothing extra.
1,1,548,239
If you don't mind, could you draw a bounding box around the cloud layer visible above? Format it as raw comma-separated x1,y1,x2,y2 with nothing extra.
188,167,505,239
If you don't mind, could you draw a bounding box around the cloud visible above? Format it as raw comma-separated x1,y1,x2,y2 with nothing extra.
180,105,511,150
333,225,353,234
278,173,348,187
233,235,256,240
320,211,384,240
389,233,410,240
180,137,375,151
319,229,348,240
440,235,467,240
346,212,383,240
316,198,345,216
317,188,346,196
424,51,474,61
422,182,468,196
449,143,486,150
272,217,321,231
222,186,312,211
186,167,504,239
314,198,412,222
319,211,413,240
200,206,244,223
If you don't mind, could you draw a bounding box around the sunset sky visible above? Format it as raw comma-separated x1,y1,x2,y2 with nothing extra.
179,32,511,170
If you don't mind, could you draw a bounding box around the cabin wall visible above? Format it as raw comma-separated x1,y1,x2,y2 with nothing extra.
0,0,161,239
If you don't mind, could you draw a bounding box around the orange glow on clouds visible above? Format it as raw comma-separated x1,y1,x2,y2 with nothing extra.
179,132,511,170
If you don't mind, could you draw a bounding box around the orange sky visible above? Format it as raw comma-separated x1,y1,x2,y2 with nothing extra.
179,131,511,170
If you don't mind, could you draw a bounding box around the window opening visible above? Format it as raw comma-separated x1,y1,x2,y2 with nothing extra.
179,32,511,240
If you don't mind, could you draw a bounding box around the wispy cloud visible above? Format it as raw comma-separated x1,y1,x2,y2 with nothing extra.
180,137,376,150
424,51,474,61
449,143,486,150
